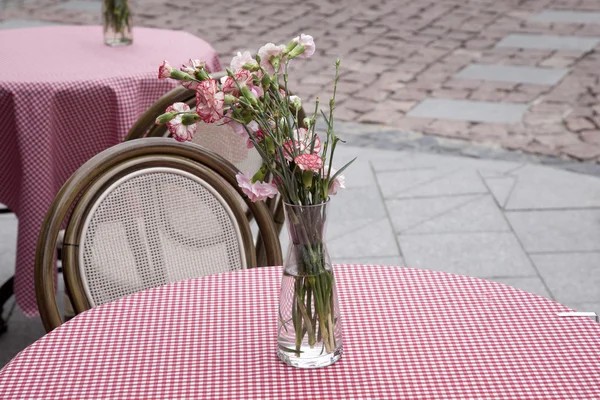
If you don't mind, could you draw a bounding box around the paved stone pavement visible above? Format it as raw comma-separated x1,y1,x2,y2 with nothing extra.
2,144,600,367
2,0,600,161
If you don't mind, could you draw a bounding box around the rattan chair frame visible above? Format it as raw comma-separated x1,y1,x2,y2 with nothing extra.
36,138,282,332
63,156,255,314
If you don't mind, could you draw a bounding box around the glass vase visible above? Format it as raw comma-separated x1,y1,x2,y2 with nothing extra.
103,0,133,47
277,201,342,368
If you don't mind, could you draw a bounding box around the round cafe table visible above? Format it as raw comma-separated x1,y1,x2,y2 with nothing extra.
0,265,599,399
0,26,220,316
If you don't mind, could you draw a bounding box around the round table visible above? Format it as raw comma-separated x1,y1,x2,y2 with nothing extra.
0,265,598,399
0,26,221,316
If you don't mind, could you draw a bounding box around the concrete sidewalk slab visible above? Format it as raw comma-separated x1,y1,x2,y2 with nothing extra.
408,99,529,124
532,10,600,24
455,64,569,85
496,34,600,52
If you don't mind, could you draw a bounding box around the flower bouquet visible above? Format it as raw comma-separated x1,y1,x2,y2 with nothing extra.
103,0,132,46
156,34,354,368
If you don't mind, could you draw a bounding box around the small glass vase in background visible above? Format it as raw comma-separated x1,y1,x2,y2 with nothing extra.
103,0,133,47
277,201,342,368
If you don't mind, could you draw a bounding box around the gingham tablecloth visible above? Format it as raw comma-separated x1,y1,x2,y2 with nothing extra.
0,25,220,316
1,265,599,399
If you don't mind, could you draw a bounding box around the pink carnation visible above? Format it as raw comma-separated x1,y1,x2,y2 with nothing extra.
236,172,279,202
322,167,346,195
158,60,173,79
220,70,252,96
221,70,263,98
227,118,259,138
247,129,265,149
282,128,321,161
294,153,323,172
258,43,286,74
230,51,258,72
165,102,197,142
180,59,204,90
180,59,203,74
182,81,198,90
292,34,316,58
220,76,236,96
227,118,246,137
249,85,264,99
227,118,264,149
196,79,224,124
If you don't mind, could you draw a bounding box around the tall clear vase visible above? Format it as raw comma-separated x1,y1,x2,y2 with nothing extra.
103,0,133,47
277,201,343,368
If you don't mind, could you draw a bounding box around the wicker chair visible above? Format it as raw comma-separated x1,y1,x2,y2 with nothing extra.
126,78,306,265
35,138,282,332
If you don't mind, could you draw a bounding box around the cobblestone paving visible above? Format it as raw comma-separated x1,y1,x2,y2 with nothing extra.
1,0,600,161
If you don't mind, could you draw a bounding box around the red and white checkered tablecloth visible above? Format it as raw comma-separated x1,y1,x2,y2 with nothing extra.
0,25,221,316
1,264,599,399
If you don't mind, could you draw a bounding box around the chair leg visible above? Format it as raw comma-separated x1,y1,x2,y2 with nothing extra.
0,276,13,307
0,208,15,333
0,277,14,335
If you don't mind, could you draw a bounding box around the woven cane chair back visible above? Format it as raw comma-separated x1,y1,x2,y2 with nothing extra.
36,139,282,332
189,121,264,178
70,166,248,308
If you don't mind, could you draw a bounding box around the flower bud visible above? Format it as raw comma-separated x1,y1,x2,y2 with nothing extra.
266,136,275,155
302,170,314,188
241,86,258,105
251,163,268,183
242,62,260,72
224,94,238,105
270,57,281,73
287,44,306,59
158,60,173,79
180,65,195,75
283,39,297,55
303,117,312,128
155,111,178,125
289,95,302,110
261,74,271,89
170,69,193,81
194,68,210,81
181,113,200,125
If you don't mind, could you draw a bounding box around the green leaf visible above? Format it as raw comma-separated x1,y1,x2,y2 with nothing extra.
330,157,356,183
320,110,330,126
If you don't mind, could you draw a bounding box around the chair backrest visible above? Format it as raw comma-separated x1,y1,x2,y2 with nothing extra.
126,79,305,264
36,138,282,332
